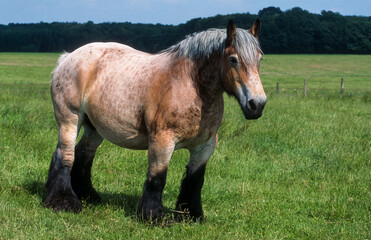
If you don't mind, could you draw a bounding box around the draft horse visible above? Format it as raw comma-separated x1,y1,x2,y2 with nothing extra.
45,19,266,221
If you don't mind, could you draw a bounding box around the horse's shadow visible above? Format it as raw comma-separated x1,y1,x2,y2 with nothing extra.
22,180,157,218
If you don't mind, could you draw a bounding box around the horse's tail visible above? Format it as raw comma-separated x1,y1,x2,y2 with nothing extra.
52,52,70,75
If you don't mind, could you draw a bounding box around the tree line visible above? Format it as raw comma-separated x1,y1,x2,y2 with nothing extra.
0,7,370,54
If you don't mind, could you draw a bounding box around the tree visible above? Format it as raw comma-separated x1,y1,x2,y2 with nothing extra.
0,8,370,54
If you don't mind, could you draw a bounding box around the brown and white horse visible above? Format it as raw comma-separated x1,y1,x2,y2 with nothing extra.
45,19,266,221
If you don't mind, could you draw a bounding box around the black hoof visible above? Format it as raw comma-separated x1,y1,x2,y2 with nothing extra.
137,203,165,221
45,191,82,213
175,204,204,223
175,213,205,223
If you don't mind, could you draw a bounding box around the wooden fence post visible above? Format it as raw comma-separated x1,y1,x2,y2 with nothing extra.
340,77,344,97
276,82,280,94
304,78,307,97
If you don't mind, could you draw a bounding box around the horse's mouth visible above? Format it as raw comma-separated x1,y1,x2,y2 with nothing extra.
242,108,263,119
235,84,266,120
238,96,266,120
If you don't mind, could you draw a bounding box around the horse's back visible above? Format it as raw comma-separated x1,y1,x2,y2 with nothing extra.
51,42,141,98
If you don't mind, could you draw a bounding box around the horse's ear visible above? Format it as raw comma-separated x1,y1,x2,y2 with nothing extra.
226,19,236,48
249,19,261,38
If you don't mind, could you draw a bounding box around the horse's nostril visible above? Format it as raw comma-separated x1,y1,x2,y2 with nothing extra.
248,99,257,111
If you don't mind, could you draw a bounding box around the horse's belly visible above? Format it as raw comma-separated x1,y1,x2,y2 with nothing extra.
109,133,149,150
85,100,149,150
95,124,149,150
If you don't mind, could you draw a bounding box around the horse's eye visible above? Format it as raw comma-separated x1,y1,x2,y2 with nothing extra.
228,56,239,67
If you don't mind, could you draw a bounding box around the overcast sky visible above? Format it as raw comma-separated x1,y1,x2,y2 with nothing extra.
0,0,370,25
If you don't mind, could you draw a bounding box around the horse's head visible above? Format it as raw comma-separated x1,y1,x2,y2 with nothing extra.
222,19,266,119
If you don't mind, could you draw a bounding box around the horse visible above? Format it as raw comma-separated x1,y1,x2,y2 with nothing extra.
45,19,266,221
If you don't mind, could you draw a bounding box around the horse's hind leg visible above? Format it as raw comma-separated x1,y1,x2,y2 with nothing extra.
71,120,103,203
176,134,217,221
45,117,82,212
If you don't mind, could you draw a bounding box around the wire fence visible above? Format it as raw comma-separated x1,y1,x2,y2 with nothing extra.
1,79,371,101
265,78,371,100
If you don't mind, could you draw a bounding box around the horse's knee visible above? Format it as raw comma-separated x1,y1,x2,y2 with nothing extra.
146,169,168,192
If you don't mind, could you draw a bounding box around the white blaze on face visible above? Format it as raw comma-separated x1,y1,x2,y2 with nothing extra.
246,67,266,101
232,63,266,119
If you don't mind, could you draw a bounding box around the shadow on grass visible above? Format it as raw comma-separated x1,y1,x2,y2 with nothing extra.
21,180,172,220
22,180,47,201
98,192,140,217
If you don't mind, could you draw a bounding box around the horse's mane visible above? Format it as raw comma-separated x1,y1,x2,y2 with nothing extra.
164,28,262,64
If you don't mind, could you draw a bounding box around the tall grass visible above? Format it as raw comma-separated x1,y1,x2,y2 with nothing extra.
0,53,370,239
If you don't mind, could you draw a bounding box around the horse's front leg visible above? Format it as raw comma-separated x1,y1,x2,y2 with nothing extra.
138,131,175,221
176,134,217,221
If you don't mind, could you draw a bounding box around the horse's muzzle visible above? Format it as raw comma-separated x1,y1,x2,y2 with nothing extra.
241,96,266,120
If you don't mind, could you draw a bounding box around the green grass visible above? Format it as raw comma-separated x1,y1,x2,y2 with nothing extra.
261,55,371,96
0,53,370,239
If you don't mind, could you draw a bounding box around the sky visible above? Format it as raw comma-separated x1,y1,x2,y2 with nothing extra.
0,0,370,25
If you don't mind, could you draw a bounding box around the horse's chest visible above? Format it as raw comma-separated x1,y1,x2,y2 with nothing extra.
199,109,223,138
175,101,223,149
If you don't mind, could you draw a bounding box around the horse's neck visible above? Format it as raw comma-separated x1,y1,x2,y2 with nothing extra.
192,56,224,105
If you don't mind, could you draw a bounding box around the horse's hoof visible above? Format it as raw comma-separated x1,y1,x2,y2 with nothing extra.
137,205,165,222
174,207,204,223
45,191,82,213
175,214,205,223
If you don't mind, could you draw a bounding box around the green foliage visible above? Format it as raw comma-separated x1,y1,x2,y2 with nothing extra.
0,7,370,54
0,53,370,238
258,7,371,53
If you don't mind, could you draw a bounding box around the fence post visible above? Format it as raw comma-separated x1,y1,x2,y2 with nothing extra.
304,78,307,97
276,82,280,94
340,77,344,97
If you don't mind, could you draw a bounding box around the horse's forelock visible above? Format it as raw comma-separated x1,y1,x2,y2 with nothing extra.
234,29,263,65
165,28,262,64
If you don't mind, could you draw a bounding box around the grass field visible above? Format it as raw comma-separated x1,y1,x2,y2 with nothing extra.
0,53,370,239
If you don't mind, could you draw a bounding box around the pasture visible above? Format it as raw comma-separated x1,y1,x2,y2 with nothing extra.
0,53,370,239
